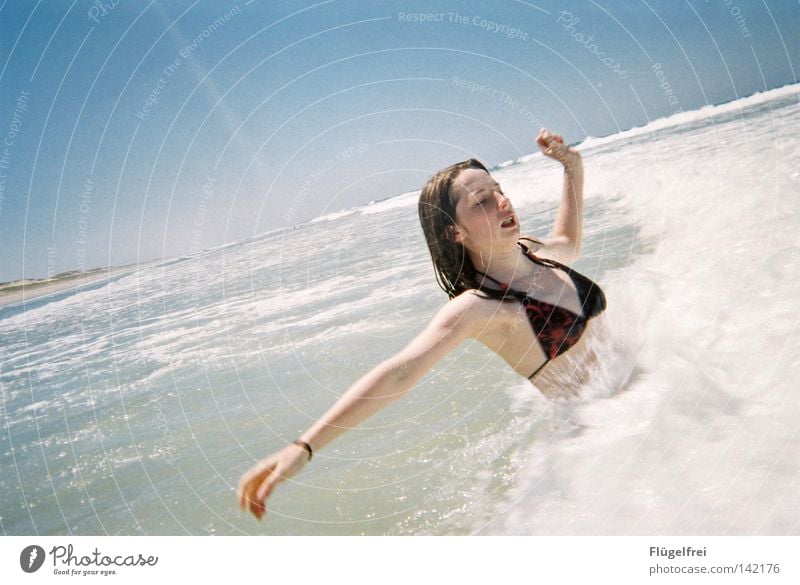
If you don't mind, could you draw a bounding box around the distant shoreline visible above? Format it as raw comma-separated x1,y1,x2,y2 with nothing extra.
0,267,128,309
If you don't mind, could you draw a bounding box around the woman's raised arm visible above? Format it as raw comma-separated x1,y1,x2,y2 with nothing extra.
237,291,485,520
535,128,584,263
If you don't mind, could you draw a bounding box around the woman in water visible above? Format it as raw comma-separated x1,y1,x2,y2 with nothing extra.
238,129,606,519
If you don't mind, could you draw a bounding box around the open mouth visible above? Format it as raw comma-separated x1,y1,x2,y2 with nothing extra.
501,215,517,228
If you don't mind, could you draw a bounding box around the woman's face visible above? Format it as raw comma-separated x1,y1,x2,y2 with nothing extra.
450,168,519,254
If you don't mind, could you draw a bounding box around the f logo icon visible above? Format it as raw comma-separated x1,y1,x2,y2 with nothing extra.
20,545,45,573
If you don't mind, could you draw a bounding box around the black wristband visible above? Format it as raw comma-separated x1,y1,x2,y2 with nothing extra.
293,440,313,461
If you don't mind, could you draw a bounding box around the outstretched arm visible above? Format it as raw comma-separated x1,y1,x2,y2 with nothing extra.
237,292,483,520
536,128,584,263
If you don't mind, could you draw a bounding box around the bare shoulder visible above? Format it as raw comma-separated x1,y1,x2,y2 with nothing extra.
433,290,501,337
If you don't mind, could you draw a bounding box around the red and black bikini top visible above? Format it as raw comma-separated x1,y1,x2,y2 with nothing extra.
476,238,607,379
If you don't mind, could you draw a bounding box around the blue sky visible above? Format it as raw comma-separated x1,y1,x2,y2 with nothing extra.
0,0,798,282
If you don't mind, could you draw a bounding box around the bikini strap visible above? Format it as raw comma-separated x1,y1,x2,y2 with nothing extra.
528,359,549,380
474,270,528,299
475,238,557,290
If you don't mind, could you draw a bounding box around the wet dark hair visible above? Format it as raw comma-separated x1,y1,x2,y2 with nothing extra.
418,159,525,302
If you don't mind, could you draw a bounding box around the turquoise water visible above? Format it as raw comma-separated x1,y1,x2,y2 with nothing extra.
2,85,799,535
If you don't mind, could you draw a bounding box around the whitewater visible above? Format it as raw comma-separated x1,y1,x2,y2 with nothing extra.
1,83,798,535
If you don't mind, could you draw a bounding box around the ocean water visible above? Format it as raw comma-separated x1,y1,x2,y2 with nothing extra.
1,84,798,535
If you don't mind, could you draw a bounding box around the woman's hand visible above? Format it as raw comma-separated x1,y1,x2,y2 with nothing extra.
537,128,582,170
237,442,310,520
